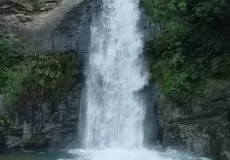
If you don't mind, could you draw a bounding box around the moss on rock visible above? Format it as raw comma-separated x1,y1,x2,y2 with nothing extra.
0,36,83,118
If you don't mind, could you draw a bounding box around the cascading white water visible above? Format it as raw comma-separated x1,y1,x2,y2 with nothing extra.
84,0,148,149
61,0,210,160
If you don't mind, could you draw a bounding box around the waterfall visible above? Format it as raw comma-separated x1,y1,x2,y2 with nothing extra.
83,0,148,149
64,0,209,160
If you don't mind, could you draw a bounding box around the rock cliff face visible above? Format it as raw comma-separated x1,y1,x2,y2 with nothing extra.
0,0,94,53
0,0,97,152
5,84,83,150
0,0,83,29
158,91,230,160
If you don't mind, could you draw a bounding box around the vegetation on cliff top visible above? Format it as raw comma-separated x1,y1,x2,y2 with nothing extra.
0,36,82,119
142,0,230,104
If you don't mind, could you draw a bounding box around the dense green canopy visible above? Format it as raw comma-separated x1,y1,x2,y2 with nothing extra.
143,0,230,104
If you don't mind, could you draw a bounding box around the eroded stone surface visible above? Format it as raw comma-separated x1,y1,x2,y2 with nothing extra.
159,91,230,160
3,84,83,150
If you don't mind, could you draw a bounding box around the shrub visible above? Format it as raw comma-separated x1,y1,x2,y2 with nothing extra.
143,0,230,104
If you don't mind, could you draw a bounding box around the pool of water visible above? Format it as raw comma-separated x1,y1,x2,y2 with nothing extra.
0,148,209,160
0,149,76,160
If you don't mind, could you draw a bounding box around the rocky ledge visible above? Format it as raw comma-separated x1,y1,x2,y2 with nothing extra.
159,91,230,160
0,0,83,28
0,0,92,53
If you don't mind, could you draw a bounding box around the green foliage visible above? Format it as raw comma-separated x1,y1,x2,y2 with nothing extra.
16,53,80,111
0,116,10,127
11,53,80,112
0,36,27,94
151,61,191,103
4,68,29,104
143,0,230,104
0,36,25,68
0,36,82,112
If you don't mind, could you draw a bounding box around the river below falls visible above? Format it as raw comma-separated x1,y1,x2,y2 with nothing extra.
0,148,209,160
